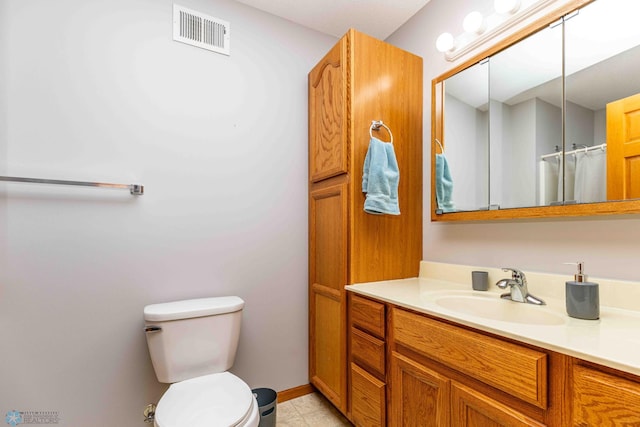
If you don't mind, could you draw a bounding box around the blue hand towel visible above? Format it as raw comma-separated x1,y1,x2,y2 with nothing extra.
362,137,400,215
435,153,455,212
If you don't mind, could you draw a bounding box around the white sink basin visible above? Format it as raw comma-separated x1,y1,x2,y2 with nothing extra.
427,292,565,325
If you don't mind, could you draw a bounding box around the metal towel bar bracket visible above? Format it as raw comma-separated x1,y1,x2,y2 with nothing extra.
0,175,144,195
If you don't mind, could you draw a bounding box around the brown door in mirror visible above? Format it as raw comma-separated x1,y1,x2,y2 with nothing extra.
607,92,640,200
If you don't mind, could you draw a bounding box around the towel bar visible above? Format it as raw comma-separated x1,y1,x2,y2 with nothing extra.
0,175,144,195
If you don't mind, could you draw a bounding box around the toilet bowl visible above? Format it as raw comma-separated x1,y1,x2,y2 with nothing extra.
154,373,259,427
144,297,259,427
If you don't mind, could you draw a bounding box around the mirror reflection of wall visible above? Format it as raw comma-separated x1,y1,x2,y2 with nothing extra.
490,22,562,209
443,61,488,211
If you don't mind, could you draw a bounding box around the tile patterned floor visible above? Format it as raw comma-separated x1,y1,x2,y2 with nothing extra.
276,392,352,426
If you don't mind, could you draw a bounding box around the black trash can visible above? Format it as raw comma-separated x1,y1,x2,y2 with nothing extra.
252,388,277,427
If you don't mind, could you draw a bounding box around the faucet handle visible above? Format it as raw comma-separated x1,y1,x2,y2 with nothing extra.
501,267,524,279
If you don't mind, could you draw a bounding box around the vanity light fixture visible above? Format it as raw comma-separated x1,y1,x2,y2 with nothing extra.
435,0,560,60
436,32,455,53
463,11,486,35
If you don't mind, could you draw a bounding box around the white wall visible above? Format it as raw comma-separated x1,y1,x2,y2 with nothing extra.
502,98,536,208
535,98,562,159
566,100,595,148
387,0,640,282
535,98,562,204
594,108,606,144
0,0,336,425
489,99,505,207
0,0,7,236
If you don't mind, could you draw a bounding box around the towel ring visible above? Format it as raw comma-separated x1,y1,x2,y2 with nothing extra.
370,120,393,144
435,139,445,154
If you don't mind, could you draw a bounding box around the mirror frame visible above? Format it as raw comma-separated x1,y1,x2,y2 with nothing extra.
431,0,640,221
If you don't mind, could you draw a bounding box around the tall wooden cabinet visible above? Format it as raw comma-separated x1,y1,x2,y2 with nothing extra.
308,29,423,417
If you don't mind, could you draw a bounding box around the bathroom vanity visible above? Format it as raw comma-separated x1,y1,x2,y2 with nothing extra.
346,263,640,426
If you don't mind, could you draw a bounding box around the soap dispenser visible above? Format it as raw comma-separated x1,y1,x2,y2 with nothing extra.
565,262,599,320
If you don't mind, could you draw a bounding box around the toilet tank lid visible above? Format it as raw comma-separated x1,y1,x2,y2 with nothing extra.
144,296,244,321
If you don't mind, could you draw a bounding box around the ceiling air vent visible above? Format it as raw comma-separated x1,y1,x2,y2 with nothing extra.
173,4,230,55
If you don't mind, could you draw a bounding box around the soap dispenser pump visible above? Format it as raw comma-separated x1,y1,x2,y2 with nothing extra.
565,262,599,320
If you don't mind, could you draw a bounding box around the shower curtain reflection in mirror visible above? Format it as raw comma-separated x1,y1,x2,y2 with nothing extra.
539,145,606,205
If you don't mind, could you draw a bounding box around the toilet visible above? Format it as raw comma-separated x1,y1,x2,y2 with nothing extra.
143,296,259,427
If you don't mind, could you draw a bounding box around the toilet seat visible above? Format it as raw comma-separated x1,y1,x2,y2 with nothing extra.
154,372,259,427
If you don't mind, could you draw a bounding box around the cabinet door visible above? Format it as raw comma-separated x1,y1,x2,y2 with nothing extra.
390,352,450,427
351,363,385,427
572,364,640,426
309,181,348,412
308,37,347,182
606,92,640,200
451,382,545,427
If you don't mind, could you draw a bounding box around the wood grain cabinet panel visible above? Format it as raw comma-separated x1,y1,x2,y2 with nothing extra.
351,294,385,338
348,293,387,425
310,288,345,409
451,381,546,427
309,183,347,292
572,364,640,426
350,327,385,377
390,351,450,427
393,308,547,409
351,363,385,427
309,181,348,411
309,38,347,183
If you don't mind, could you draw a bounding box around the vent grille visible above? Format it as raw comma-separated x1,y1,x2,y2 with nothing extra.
173,4,230,55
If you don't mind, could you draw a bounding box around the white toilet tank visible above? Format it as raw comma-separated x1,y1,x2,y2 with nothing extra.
144,296,245,383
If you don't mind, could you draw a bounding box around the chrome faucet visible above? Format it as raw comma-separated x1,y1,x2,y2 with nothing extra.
496,268,545,305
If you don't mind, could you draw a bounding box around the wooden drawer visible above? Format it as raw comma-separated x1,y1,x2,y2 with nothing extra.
351,294,385,338
351,362,385,427
393,308,547,409
351,327,385,377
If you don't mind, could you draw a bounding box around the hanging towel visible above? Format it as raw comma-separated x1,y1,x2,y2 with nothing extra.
362,137,400,215
435,153,455,212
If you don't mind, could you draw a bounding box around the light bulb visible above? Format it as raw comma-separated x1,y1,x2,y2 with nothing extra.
463,11,486,34
435,32,455,52
494,0,521,15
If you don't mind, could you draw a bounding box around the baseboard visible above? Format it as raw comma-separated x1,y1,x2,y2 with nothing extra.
277,384,315,403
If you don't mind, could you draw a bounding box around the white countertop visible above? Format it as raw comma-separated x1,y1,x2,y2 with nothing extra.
346,276,640,376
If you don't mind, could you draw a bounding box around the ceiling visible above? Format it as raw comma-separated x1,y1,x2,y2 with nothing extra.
233,0,432,40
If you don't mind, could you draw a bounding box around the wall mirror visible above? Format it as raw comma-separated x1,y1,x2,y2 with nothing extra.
432,0,640,221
